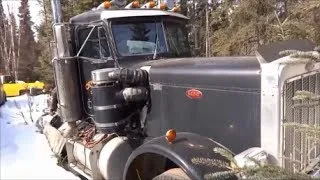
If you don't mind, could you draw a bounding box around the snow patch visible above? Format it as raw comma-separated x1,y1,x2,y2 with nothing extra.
0,95,79,179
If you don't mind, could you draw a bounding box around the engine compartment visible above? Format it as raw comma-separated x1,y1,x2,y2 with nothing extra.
90,68,149,134
42,67,153,179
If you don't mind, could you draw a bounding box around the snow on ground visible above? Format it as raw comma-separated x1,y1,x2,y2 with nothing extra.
0,94,79,180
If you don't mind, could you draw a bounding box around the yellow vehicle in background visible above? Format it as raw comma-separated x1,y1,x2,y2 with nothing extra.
0,75,45,97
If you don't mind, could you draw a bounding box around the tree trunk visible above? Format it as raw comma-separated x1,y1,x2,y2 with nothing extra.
9,13,17,81
0,24,10,74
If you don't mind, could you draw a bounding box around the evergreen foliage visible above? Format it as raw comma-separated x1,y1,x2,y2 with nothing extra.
18,0,38,81
193,146,314,180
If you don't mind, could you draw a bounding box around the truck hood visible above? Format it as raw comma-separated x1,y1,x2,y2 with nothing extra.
143,56,262,153
137,56,261,91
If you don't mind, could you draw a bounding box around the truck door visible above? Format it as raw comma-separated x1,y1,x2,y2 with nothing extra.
76,24,113,116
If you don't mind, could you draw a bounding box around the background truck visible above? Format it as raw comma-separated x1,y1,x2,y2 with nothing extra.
0,75,45,97
39,0,319,179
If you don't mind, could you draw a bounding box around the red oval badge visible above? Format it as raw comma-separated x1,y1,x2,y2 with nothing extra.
186,89,203,99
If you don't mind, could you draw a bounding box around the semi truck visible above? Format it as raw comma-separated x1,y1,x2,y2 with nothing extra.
40,0,320,179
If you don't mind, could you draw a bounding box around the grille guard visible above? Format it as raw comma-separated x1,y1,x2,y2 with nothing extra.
260,54,320,171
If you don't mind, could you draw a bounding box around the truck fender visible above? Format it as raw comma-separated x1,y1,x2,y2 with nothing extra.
123,132,235,180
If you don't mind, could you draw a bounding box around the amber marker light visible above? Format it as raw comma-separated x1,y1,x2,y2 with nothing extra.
132,1,139,8
104,1,111,8
160,3,167,10
166,129,176,143
149,1,156,8
172,6,181,12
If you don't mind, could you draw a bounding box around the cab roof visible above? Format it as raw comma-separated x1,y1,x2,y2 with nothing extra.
70,9,189,24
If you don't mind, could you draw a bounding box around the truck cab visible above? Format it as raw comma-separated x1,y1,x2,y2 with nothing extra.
66,7,192,117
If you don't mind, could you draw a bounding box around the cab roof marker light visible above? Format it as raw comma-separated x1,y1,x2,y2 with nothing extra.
170,4,181,12
95,0,127,10
96,1,108,10
141,1,157,9
157,2,167,10
103,1,112,9
125,1,139,9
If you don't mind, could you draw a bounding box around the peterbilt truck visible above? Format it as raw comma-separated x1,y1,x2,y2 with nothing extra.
40,0,320,179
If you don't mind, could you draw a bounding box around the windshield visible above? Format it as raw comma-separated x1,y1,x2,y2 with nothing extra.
164,21,190,56
111,18,191,58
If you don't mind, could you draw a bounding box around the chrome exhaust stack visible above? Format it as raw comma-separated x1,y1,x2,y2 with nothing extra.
50,0,82,123
50,0,62,24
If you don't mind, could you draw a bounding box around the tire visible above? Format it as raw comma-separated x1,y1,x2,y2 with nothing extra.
152,168,191,180
29,88,43,96
19,89,28,96
50,87,58,114
0,91,6,106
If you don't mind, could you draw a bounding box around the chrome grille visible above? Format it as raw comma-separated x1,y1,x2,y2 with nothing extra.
282,72,320,172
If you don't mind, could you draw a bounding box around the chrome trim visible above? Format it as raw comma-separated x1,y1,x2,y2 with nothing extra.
50,0,62,24
260,55,320,166
93,104,123,111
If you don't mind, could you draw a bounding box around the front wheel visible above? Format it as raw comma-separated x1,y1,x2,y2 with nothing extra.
152,168,191,180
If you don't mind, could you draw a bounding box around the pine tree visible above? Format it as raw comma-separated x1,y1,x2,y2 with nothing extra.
34,22,54,87
18,0,37,81
34,0,54,87
285,1,320,44
0,0,5,73
0,0,10,74
206,0,320,57
8,11,18,81
211,0,278,56
0,0,4,30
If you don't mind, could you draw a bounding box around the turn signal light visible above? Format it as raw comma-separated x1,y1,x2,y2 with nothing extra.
160,3,167,10
104,1,111,8
132,1,139,8
166,129,176,143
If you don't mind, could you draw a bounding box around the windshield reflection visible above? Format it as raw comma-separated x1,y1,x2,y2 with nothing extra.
112,21,166,56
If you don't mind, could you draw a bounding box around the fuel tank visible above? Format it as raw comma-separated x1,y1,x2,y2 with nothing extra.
144,56,261,154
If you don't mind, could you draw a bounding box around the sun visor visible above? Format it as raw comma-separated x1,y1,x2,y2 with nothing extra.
256,39,316,63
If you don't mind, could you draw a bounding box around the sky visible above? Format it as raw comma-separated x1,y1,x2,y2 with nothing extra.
2,0,43,39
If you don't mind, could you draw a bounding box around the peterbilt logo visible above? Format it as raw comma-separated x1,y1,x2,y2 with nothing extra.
186,89,203,99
